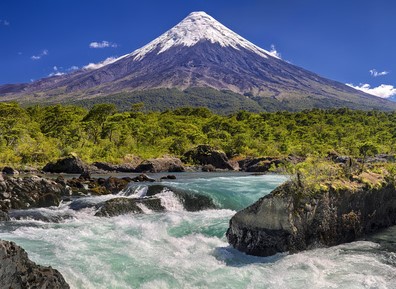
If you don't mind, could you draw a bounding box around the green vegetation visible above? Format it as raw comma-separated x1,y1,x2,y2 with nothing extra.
1,102,396,167
281,157,391,194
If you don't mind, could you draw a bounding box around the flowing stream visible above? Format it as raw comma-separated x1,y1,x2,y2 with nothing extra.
0,173,395,289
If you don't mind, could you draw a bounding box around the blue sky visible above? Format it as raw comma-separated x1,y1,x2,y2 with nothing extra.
1,0,395,97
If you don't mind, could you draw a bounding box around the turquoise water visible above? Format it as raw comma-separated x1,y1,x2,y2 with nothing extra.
1,173,395,289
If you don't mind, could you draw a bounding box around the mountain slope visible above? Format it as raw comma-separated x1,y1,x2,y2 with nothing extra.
1,11,395,112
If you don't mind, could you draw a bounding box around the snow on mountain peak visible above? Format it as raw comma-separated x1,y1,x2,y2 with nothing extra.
130,11,276,61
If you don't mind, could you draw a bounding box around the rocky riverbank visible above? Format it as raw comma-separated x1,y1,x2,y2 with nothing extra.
0,239,69,288
227,170,396,256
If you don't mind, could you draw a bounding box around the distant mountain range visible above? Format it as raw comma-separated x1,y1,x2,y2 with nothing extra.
1,11,395,112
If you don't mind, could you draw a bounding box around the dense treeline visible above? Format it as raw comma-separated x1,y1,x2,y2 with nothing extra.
0,102,395,166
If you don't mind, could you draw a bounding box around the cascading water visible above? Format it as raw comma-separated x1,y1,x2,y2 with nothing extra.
0,173,395,289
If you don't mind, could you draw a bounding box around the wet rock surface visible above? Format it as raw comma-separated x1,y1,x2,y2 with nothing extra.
227,181,396,257
95,184,217,217
0,240,70,289
0,175,69,211
94,198,164,217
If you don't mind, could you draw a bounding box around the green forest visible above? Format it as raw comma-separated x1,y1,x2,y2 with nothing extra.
0,102,395,167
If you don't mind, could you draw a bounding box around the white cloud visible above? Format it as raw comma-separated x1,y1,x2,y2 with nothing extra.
369,69,389,77
268,44,281,59
31,49,48,60
48,66,65,77
89,41,118,49
48,71,65,77
346,83,396,98
48,65,79,77
83,57,118,70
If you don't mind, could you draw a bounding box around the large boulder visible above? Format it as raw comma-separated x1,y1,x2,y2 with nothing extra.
182,145,234,170
94,198,164,217
43,155,88,174
2,166,19,175
135,157,185,173
227,180,396,257
0,240,69,288
92,162,136,173
0,175,69,210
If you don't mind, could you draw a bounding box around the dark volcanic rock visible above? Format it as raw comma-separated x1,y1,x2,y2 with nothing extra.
238,157,284,172
2,166,19,175
0,240,69,289
0,175,70,211
135,157,185,173
202,164,216,172
94,197,164,217
79,171,92,180
66,176,131,195
43,155,88,174
95,184,217,217
131,174,156,182
0,210,10,221
182,145,234,170
92,162,136,172
8,209,73,222
227,181,396,256
160,175,177,180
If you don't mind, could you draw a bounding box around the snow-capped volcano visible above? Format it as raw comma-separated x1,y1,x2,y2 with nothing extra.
129,11,277,61
1,11,395,112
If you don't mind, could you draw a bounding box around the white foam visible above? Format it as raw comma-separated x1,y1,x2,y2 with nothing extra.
1,175,394,289
157,188,184,211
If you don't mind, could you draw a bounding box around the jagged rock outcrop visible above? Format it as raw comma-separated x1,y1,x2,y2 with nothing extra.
238,157,284,172
135,157,185,173
227,180,396,256
0,240,69,288
64,176,132,195
182,145,234,170
0,175,70,211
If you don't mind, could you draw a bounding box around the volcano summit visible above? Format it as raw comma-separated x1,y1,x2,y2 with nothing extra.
1,11,395,112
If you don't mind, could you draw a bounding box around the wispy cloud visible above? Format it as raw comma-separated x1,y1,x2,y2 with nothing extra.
83,57,118,70
48,65,79,77
31,49,48,60
346,83,396,98
369,69,389,77
268,44,281,59
89,41,118,49
0,20,10,26
48,66,65,77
